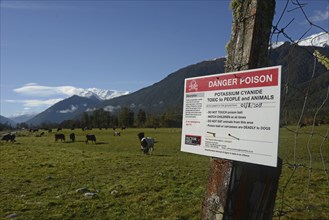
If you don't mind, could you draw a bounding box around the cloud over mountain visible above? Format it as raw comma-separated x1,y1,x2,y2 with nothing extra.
13,83,129,100
4,83,130,117
14,83,87,97
6,98,64,107
58,105,78,114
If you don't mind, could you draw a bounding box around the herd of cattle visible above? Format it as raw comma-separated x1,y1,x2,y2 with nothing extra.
53,133,98,144
1,128,157,154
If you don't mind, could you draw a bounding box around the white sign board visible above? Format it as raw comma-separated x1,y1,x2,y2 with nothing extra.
181,66,281,167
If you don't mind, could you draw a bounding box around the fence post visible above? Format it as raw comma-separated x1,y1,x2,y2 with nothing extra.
201,0,278,219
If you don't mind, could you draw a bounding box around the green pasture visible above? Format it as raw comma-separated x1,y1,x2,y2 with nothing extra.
275,125,329,219
0,127,328,219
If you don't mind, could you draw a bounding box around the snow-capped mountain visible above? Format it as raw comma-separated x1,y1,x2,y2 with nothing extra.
3,88,129,124
271,32,329,49
26,95,102,126
78,88,130,100
297,32,329,47
270,41,285,49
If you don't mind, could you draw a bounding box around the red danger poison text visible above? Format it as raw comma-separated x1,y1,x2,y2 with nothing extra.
186,67,278,93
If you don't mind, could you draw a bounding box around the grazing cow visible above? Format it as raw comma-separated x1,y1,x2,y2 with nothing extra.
36,132,45,137
70,133,75,142
55,133,65,142
114,131,121,136
86,134,96,144
1,133,16,142
137,132,157,154
57,128,62,132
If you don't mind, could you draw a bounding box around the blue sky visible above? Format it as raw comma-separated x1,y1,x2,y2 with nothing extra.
1,0,328,118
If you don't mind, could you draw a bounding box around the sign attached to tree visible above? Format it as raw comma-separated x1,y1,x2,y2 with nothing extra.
181,66,281,167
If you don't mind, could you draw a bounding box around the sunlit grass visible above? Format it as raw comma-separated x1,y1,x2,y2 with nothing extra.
0,128,208,220
274,125,329,219
0,126,328,219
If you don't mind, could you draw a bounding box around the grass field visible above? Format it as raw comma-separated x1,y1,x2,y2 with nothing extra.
0,127,328,219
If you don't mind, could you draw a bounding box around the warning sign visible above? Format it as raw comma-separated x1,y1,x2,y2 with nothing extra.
181,66,281,167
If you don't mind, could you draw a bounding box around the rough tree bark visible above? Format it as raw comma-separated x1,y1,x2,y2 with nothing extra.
202,0,276,219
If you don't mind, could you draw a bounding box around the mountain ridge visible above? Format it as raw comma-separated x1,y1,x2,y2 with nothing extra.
25,95,102,126
3,32,328,126
0,115,16,127
78,88,130,100
271,32,329,49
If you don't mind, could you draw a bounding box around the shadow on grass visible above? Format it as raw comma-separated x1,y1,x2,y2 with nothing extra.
95,142,108,145
61,141,108,145
147,154,170,157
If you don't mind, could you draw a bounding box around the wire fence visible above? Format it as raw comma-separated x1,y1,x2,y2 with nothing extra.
270,0,328,219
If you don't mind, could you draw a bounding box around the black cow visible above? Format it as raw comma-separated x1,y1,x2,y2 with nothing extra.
1,133,16,142
86,134,96,144
137,132,156,154
70,133,75,142
55,133,65,142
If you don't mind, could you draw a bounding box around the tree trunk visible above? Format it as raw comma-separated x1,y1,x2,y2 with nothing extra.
202,0,276,219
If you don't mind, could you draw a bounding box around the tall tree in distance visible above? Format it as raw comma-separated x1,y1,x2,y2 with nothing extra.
118,107,134,127
136,109,147,127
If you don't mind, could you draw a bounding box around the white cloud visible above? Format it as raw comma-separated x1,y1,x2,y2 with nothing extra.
14,84,85,97
11,111,37,117
86,108,96,112
103,105,121,112
0,1,71,10
0,1,46,10
309,6,329,23
8,83,129,116
13,83,129,100
58,105,78,114
6,98,63,107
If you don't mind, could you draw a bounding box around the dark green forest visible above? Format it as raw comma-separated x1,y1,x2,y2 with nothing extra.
6,107,182,130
